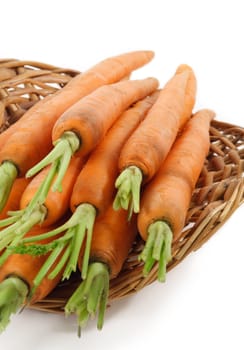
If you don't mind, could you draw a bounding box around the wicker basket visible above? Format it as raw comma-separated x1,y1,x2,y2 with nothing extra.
0,59,243,314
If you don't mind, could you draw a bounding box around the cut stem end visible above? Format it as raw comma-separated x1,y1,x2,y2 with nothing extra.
65,262,109,332
139,221,173,282
113,165,143,218
0,276,29,333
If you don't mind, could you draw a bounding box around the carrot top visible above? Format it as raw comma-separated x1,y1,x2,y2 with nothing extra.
0,276,29,333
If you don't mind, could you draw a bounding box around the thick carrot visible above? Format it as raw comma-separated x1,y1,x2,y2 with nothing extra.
137,109,215,282
0,177,30,219
65,204,138,332
0,224,65,332
0,156,85,263
17,92,159,282
113,64,197,215
0,122,19,150
0,50,155,210
26,77,159,201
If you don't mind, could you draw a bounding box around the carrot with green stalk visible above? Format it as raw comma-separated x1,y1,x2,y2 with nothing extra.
0,224,67,333
15,91,159,283
25,76,158,197
113,64,197,216
0,155,85,265
0,50,155,211
137,109,215,282
65,204,138,334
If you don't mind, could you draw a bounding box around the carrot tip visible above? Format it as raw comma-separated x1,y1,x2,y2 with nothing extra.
0,276,28,333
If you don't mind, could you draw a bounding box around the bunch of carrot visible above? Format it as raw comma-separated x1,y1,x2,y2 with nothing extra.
0,50,214,334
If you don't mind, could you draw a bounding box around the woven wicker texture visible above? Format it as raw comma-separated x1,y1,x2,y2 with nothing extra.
0,59,243,314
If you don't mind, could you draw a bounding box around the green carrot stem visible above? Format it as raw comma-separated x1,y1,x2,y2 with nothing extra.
113,165,143,219
0,156,59,251
0,276,29,333
65,262,110,332
62,226,86,280
139,221,173,282
48,244,72,280
0,235,26,266
0,212,23,228
0,161,18,213
30,244,66,297
25,160,59,216
20,203,96,280
0,206,47,254
26,131,80,192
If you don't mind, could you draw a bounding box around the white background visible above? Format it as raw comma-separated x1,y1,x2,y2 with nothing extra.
1,0,243,349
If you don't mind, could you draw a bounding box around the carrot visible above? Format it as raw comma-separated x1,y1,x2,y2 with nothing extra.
0,224,66,332
16,92,159,282
0,50,155,210
26,77,158,199
65,204,138,333
0,177,30,219
137,109,215,282
113,64,197,216
0,156,85,264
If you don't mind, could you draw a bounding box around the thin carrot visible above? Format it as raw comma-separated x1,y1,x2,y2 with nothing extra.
0,50,155,210
16,92,159,282
65,204,138,333
137,109,215,282
113,64,197,216
0,156,85,264
0,224,66,332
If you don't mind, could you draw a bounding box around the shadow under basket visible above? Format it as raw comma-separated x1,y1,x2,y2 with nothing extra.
0,58,243,314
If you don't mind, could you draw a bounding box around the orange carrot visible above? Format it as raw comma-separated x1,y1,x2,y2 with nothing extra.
26,77,159,204
0,122,19,150
137,109,215,282
0,156,85,263
113,64,197,216
0,50,155,210
71,91,159,213
0,177,30,219
18,92,159,283
65,204,138,332
0,224,66,332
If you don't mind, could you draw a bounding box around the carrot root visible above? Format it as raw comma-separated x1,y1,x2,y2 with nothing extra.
0,162,18,212
65,262,109,333
0,276,29,333
26,131,80,192
113,165,143,218
139,221,173,282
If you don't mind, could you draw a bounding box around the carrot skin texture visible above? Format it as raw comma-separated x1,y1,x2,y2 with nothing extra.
0,177,30,219
138,109,215,242
20,156,85,226
70,92,159,213
0,51,154,176
79,205,138,279
118,65,197,182
52,78,159,157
